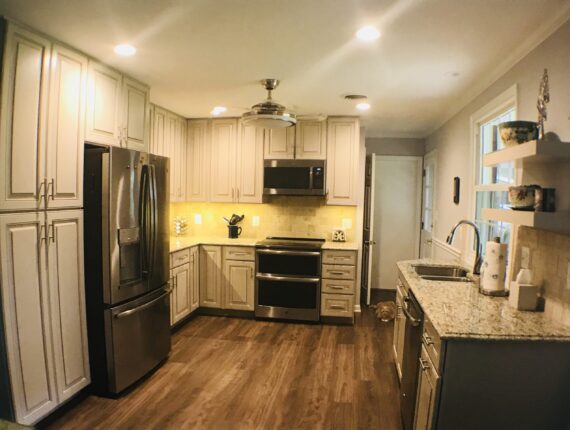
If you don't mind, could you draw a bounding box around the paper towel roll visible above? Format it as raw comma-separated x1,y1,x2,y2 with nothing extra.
481,240,507,292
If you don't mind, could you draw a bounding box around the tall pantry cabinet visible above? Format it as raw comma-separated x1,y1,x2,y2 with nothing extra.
0,21,90,425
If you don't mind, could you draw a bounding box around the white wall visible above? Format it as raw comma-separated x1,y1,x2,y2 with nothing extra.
425,19,570,252
366,137,425,156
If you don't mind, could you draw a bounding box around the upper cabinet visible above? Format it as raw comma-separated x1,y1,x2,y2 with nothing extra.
326,117,360,206
209,119,238,202
186,120,209,202
263,119,326,160
0,23,86,212
236,123,264,203
295,119,327,159
85,60,149,150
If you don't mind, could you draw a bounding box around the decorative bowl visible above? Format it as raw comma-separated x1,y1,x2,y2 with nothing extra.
498,121,539,147
508,185,540,210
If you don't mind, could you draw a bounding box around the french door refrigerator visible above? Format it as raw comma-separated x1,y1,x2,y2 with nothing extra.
84,145,170,395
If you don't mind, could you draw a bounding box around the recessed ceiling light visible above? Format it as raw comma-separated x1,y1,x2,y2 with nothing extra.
356,102,371,111
211,106,227,116
114,44,136,57
356,26,381,42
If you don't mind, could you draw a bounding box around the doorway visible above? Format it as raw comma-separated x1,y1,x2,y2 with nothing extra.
420,150,437,258
365,155,422,296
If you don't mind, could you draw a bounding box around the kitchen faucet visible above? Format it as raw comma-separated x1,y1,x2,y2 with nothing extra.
446,220,483,275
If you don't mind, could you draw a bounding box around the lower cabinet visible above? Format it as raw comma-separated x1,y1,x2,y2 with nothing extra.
414,345,439,430
393,281,406,381
320,250,357,323
223,259,255,311
170,246,199,326
199,245,223,308
0,210,89,425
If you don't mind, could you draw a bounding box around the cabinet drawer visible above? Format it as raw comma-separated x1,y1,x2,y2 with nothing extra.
224,246,255,261
171,248,190,268
322,250,356,265
423,315,442,369
322,264,355,280
322,279,355,295
321,293,354,317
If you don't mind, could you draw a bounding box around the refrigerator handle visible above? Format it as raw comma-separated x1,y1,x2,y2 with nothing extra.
149,164,158,277
140,165,152,277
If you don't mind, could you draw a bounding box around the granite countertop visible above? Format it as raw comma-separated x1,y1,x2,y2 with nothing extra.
170,236,358,253
398,259,570,342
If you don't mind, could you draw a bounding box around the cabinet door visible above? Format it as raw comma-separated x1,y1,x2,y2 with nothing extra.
46,44,87,210
190,247,200,312
177,118,187,201
150,105,167,156
171,263,191,324
121,77,149,151
295,120,326,159
45,210,90,402
394,286,405,381
264,127,295,159
210,119,237,202
0,24,50,211
223,259,255,311
326,118,360,205
236,123,264,203
414,347,439,430
199,245,222,308
164,113,178,202
0,213,58,425
85,61,121,146
186,120,209,202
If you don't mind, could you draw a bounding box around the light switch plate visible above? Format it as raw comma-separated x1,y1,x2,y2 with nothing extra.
194,213,202,225
252,215,260,227
521,247,530,269
342,218,353,229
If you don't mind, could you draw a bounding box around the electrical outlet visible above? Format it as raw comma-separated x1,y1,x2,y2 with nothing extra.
521,247,531,269
194,213,202,225
342,218,353,229
566,262,570,290
252,215,260,227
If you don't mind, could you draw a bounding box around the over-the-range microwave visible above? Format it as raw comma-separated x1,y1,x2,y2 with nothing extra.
263,159,326,196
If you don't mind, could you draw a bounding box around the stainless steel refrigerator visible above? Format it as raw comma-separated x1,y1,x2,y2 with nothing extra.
84,145,170,395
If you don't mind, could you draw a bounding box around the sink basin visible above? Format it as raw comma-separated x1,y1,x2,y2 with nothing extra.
413,265,470,282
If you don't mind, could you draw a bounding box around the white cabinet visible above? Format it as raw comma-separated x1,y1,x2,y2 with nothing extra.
86,61,149,149
186,120,209,202
393,282,406,381
189,247,200,312
209,119,237,202
264,127,295,159
171,263,191,324
85,61,121,146
121,76,150,151
0,210,89,425
223,259,255,311
199,245,223,308
150,105,167,156
0,24,86,212
414,346,439,430
295,119,327,159
326,117,360,205
236,123,264,203
46,44,87,209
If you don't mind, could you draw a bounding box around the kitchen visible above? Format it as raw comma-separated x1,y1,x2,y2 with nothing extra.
0,1,570,429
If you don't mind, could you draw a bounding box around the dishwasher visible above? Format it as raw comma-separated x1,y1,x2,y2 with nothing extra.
400,289,424,430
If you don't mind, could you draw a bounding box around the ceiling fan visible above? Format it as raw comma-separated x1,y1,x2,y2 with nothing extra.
242,79,297,128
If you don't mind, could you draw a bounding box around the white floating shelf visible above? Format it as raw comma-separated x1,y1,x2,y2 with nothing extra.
482,208,570,234
483,139,570,167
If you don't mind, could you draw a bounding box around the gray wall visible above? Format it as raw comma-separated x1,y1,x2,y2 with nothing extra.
365,137,425,156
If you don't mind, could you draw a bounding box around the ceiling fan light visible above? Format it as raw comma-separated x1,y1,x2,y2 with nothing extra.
242,79,297,128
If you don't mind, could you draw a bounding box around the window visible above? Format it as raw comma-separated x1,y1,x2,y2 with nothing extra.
471,87,517,256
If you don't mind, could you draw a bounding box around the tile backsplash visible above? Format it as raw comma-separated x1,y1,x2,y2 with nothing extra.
170,197,357,242
512,226,570,326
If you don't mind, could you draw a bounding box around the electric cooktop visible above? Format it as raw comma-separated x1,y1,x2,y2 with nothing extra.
255,236,325,251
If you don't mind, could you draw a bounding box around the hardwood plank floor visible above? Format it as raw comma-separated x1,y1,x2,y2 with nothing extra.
46,308,402,430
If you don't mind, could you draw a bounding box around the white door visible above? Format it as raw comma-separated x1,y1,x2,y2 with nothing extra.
223,260,255,311
371,156,422,290
295,119,326,159
189,247,200,312
186,120,209,202
236,123,264,203
264,127,295,159
326,118,359,205
171,263,191,323
85,61,121,146
421,150,437,258
45,210,90,402
121,77,149,151
150,105,167,156
0,24,50,211
199,245,222,308
209,119,237,202
46,44,87,210
0,212,58,425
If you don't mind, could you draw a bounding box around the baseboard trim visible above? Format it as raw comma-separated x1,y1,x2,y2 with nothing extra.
354,304,362,313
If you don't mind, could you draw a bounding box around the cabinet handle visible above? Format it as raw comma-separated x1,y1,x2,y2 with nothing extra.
329,271,347,276
330,304,346,310
423,333,434,346
48,222,55,242
38,179,47,203
329,285,344,290
250,268,253,280
237,188,240,201
49,178,55,200
39,223,47,246
420,358,430,371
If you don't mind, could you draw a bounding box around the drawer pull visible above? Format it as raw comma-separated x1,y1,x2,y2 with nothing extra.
329,271,347,275
423,333,434,346
330,304,346,310
329,285,344,290
420,358,430,371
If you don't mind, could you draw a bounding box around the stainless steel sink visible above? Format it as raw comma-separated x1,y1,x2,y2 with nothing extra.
413,265,470,282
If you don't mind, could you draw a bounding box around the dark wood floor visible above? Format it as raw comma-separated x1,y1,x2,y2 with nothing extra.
46,307,402,430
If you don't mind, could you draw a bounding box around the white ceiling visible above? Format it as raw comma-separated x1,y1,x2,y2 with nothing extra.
2,0,569,137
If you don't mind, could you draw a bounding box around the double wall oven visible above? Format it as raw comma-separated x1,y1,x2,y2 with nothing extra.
255,238,324,322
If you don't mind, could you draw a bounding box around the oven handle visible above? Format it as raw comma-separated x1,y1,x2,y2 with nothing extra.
256,249,321,257
256,273,320,283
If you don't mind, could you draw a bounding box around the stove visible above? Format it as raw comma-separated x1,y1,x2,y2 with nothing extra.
255,237,324,322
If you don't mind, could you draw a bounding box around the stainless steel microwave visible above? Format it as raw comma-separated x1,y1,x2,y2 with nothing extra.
263,159,326,196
